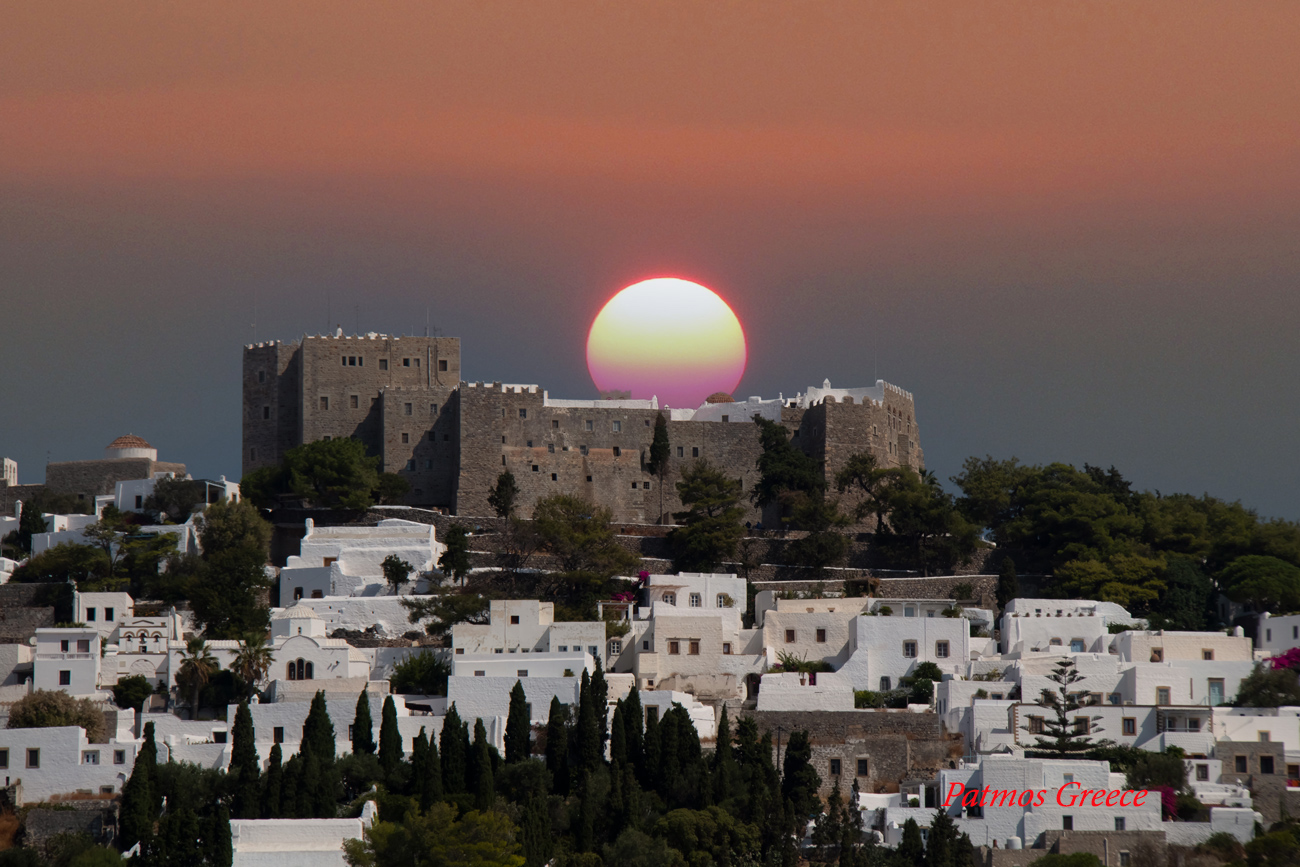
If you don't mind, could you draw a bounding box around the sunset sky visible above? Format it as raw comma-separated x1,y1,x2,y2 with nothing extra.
2,2,1298,517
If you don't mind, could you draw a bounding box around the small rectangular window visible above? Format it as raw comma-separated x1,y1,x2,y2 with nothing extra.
552,420,559,429
274,727,285,744
1156,687,1171,706
27,749,40,769
413,357,420,367
263,405,271,419
134,494,143,508
83,750,100,765
935,640,950,658
250,447,257,461
580,445,588,455
816,629,827,643
59,670,70,685
669,641,680,655
404,402,413,416
829,759,842,776
613,447,621,457
612,421,621,432
1235,755,1248,773
551,473,558,481
1196,764,1209,781
585,420,593,431
86,608,96,621
1062,816,1073,831
903,641,917,658
0,749,8,769
1203,649,1214,660
518,670,529,677
77,639,90,653
722,642,732,655
320,396,329,411
342,356,348,366
1260,731,1271,742
380,359,389,370
689,641,700,655
114,749,125,764
61,640,69,652
1120,853,1131,867
1028,716,1045,734
785,629,795,643
721,415,729,422
1122,717,1136,736
258,370,266,383
676,446,683,457
511,615,521,624
1114,817,1126,831
548,444,555,453
856,758,869,776
439,359,448,371
1262,755,1276,774
689,593,701,608
350,395,359,409
1150,648,1164,662
692,447,699,457
401,432,409,443
586,475,593,482
532,465,539,472
403,358,411,367
475,670,486,677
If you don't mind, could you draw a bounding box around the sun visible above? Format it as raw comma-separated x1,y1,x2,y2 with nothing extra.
586,277,747,409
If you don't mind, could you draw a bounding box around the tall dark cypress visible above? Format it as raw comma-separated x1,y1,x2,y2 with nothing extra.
642,711,661,788
712,704,738,803
262,743,283,818
781,730,822,823
472,718,495,811
440,703,468,793
544,697,570,795
609,702,627,768
422,733,443,810
229,701,260,819
505,680,532,764
298,751,321,818
591,658,609,750
119,721,159,851
412,727,430,798
378,695,403,775
279,754,301,819
352,690,376,755
658,708,680,795
302,690,336,762
208,804,234,867
623,686,644,772
576,669,600,772
521,792,553,867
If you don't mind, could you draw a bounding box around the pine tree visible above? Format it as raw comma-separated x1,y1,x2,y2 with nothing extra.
544,697,569,795
522,792,553,867
505,680,532,763
441,703,468,793
997,557,1019,611
229,701,260,820
208,805,233,867
302,690,336,762
352,690,376,755
119,721,159,851
262,744,283,818
422,734,443,810
473,718,495,811
379,694,404,774
1026,659,1103,756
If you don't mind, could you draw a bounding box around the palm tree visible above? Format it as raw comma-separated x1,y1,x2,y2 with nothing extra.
231,634,273,698
176,636,218,719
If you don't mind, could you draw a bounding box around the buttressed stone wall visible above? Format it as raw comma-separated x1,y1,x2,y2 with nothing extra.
243,334,922,521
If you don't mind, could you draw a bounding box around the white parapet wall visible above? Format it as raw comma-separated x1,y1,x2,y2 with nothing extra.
231,800,378,867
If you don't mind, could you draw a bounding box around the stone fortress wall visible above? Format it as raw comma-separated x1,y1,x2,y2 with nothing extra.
243,332,924,524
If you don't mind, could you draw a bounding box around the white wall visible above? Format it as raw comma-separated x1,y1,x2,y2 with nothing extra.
1258,614,1300,654
32,628,101,696
0,725,138,804
75,592,134,639
231,801,377,867
756,671,855,712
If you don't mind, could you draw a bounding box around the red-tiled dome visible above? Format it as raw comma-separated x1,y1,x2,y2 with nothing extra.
107,434,153,450
704,392,734,404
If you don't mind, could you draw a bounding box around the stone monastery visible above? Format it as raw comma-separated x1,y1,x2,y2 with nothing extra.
243,331,924,522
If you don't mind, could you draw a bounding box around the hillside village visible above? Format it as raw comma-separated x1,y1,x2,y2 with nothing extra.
3,403,1300,867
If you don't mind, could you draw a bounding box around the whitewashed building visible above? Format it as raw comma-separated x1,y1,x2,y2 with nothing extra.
0,724,139,805
279,518,443,601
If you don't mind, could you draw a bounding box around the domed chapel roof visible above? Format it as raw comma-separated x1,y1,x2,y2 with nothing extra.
107,434,153,450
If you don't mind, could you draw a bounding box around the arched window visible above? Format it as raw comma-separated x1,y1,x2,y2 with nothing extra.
287,661,297,680
304,661,314,680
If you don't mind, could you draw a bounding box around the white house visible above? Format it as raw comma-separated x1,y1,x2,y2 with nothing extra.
1000,599,1137,656
279,519,443,601
447,651,592,726
0,725,139,805
115,473,240,515
452,600,606,662
32,627,102,697
75,591,134,639
231,800,378,867
838,613,974,693
1256,613,1300,655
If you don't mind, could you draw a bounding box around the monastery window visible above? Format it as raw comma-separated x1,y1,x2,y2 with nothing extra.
692,447,699,457
430,403,438,415
558,646,568,652
1196,764,1210,781
86,608,96,621
676,447,684,457
77,639,90,653
646,706,659,725
1188,717,1201,732
816,629,827,643
519,409,527,418
793,429,799,438
631,482,638,489
1122,717,1136,736
1260,731,1271,742
586,475,593,482
1234,755,1248,773
474,670,486,677
135,494,144,509
1262,756,1276,775
250,447,257,461
613,447,621,457
689,641,700,655
83,750,99,765
274,727,284,744
114,750,126,765
689,593,701,608
320,396,329,411
857,758,869,776
1203,649,1214,660
425,459,432,469
401,433,409,444
517,670,528,677
510,615,520,624
532,465,539,472
935,640,949,658
403,358,411,367
263,405,271,419
669,641,680,655
405,402,413,415
585,420,594,431
612,421,621,432
551,473,558,481
258,370,266,383
59,670,71,685
439,359,448,371
904,607,915,617
1150,647,1164,662
551,419,559,429
579,445,588,455
1267,629,1273,641
1120,854,1131,867
1109,693,1122,705
785,629,796,643
406,460,416,471
903,640,917,658
609,639,622,655
829,759,841,776
380,359,388,370
61,640,69,652
548,444,555,453
1062,816,1073,831
414,358,419,367
1049,638,1063,646
27,749,39,769
722,643,732,655
1073,718,1091,736
1070,639,1085,652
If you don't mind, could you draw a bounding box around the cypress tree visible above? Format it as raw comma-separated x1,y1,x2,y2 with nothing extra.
262,743,283,818
119,721,158,851
591,658,609,749
658,708,680,795
609,702,627,768
279,754,301,819
422,733,443,810
352,690,376,755
229,701,260,819
505,680,532,764
781,730,822,823
543,697,569,795
813,778,846,862
521,792,553,867
412,727,430,797
642,711,661,789
379,695,403,775
472,718,495,811
841,776,866,867
440,703,468,793
925,808,959,867
898,818,925,867
712,704,738,803
156,806,202,866
208,805,234,867
302,690,336,762
574,771,595,853
298,751,320,818
576,669,600,772
623,686,643,772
